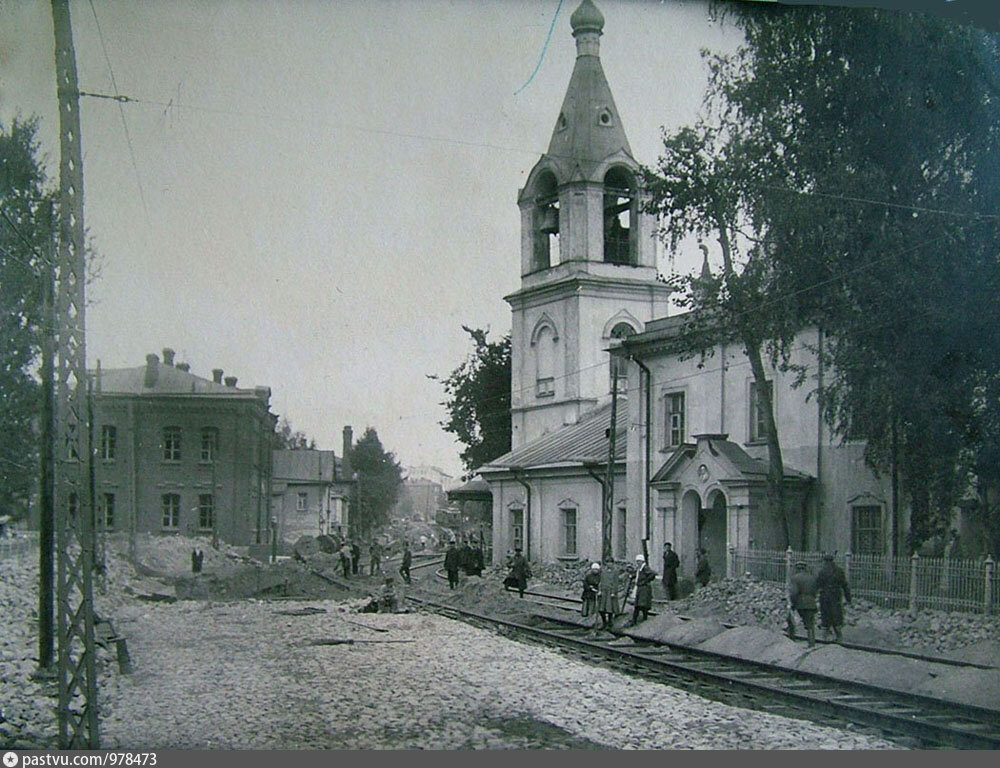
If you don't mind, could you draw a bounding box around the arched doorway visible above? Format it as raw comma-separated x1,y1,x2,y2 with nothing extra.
700,489,728,581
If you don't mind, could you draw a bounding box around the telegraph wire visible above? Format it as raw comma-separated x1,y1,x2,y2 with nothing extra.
86,0,149,221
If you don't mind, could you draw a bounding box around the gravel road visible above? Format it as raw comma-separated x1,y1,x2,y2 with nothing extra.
96,599,901,749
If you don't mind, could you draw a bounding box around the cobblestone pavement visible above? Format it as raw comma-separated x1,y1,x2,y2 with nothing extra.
98,599,901,749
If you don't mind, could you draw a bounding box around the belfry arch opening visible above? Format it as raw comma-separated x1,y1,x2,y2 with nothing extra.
531,171,560,272
603,167,636,265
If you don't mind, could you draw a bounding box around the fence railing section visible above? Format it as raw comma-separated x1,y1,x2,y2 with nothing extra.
729,546,997,615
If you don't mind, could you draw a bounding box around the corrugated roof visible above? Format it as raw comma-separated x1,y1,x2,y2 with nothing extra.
97,363,252,396
482,402,626,471
272,450,336,483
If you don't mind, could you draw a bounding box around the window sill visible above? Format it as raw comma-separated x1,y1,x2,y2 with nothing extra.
162,460,182,465
198,460,216,466
556,554,579,561
745,439,768,447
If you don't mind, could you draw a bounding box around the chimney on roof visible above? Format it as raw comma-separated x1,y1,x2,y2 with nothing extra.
342,426,353,477
212,368,224,384
224,376,237,388
144,354,159,388
176,362,190,372
162,347,175,366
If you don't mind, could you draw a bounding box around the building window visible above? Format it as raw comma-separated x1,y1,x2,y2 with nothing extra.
200,428,218,463
296,492,308,512
603,167,636,265
561,507,577,556
535,324,556,399
97,493,115,529
163,427,182,461
162,494,180,529
665,392,685,448
615,506,627,560
510,508,524,553
852,505,884,555
198,494,215,531
749,380,773,443
100,425,117,461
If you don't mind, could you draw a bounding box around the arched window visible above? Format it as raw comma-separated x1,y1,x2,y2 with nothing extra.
535,324,556,398
532,171,559,272
603,167,636,265
608,322,634,393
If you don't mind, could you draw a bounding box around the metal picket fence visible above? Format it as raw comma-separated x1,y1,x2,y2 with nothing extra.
729,546,997,615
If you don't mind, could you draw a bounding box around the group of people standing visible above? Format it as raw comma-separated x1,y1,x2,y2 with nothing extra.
788,554,852,646
444,538,487,589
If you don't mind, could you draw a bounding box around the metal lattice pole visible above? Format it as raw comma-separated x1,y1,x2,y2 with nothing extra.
52,0,100,748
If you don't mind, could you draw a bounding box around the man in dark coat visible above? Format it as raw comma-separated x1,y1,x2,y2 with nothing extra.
596,560,620,630
470,543,485,576
399,542,413,585
695,548,711,587
816,553,851,641
507,547,530,598
458,539,474,575
444,540,461,589
628,554,657,626
350,541,361,575
662,542,680,600
788,561,820,647
369,541,382,576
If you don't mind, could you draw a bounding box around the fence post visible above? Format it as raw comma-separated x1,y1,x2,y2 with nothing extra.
909,552,919,612
785,546,793,588
844,551,852,586
985,556,995,615
728,546,735,579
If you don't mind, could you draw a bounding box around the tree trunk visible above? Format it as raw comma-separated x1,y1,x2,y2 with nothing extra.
713,200,788,547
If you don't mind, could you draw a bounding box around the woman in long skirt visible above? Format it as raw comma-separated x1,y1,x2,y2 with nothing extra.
596,561,620,630
581,563,601,625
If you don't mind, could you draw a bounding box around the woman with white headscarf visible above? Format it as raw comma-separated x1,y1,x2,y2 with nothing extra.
580,562,601,625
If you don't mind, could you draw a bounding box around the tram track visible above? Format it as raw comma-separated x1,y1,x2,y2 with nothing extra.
406,592,1000,749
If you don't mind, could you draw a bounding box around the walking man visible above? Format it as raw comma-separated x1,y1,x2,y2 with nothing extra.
788,560,820,648
816,553,851,642
444,540,461,590
662,542,680,600
350,540,361,575
399,541,413,585
369,540,382,576
596,560,620,630
695,547,712,588
507,547,530,598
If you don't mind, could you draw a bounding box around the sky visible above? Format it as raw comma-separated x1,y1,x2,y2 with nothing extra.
0,0,739,477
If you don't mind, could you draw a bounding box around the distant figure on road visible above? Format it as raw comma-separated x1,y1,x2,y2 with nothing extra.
788,561,820,648
369,541,382,576
505,547,530,598
399,542,412,585
581,562,601,625
628,554,657,626
191,548,204,574
444,540,461,589
695,548,712,587
596,561,620,630
350,541,361,576
816,553,851,642
662,542,680,600
339,542,352,578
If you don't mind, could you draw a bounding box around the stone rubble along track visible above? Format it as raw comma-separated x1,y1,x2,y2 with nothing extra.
97,599,900,749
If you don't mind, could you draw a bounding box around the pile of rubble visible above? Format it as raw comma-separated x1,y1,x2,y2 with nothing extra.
666,576,1000,654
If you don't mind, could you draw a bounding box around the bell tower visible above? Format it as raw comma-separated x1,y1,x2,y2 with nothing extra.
508,0,671,448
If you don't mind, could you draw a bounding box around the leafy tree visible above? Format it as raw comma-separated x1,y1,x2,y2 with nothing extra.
350,427,403,539
646,3,1000,551
0,118,56,520
272,416,316,450
430,326,511,474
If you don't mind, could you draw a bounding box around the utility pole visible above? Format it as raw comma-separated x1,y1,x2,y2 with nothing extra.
602,369,620,563
52,0,100,748
37,204,56,674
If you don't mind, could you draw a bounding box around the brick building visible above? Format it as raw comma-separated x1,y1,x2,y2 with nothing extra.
93,348,276,545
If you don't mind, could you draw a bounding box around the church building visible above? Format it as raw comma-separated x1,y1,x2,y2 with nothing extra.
480,0,670,563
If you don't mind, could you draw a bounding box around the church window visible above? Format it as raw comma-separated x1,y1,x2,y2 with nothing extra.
535,324,556,398
603,167,636,265
852,505,884,555
532,171,559,272
664,392,685,448
608,322,634,393
749,380,773,443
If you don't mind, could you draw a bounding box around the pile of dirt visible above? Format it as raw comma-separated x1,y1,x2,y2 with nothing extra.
127,532,245,578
